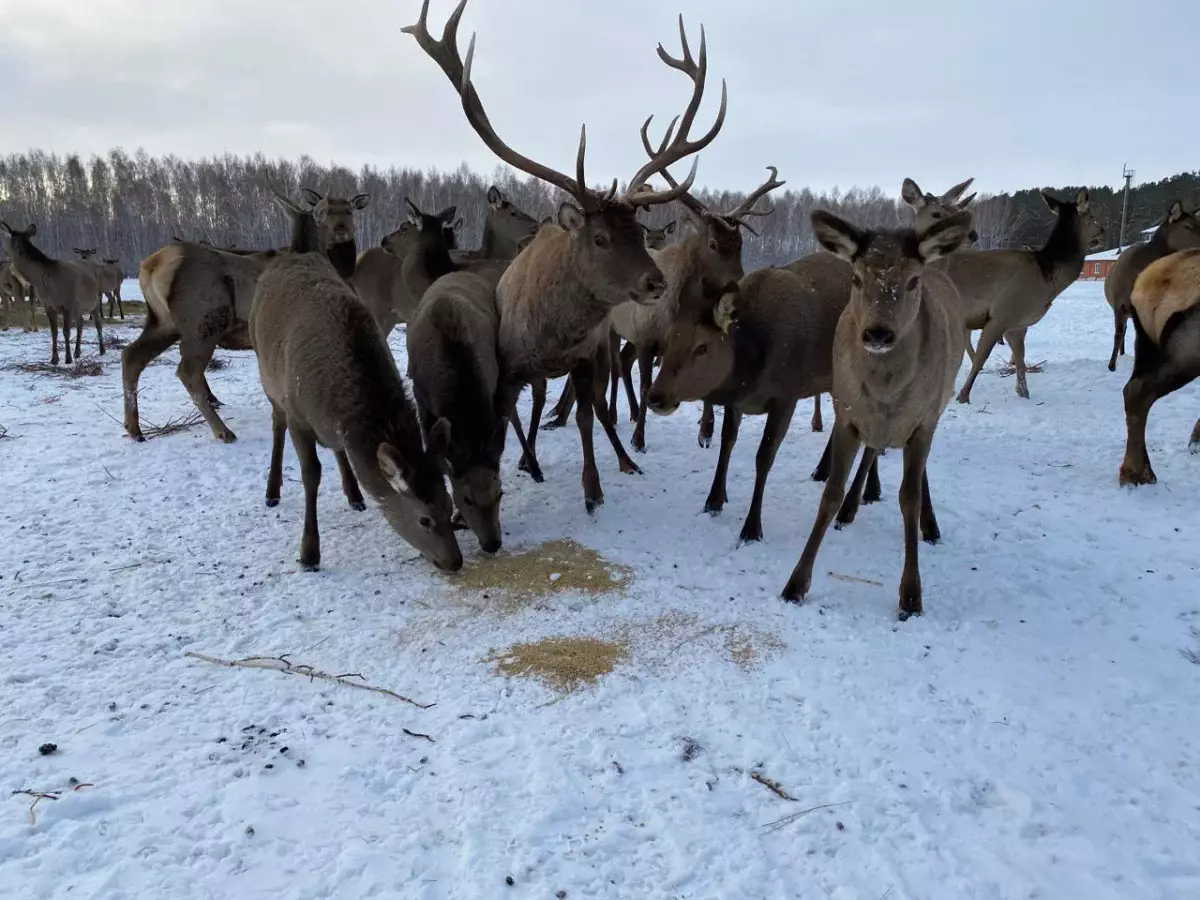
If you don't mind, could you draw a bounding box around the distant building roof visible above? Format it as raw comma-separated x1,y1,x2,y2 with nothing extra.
1086,247,1128,261
1140,225,1158,239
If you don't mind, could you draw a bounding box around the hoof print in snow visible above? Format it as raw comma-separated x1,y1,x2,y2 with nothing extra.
680,737,701,762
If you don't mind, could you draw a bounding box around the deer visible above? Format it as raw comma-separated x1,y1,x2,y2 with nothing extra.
641,220,677,251
1,261,35,331
1118,247,1200,486
1,224,103,365
123,188,368,442
405,1,724,512
948,188,1103,403
782,207,973,619
72,248,125,319
1105,202,1200,371
251,196,461,573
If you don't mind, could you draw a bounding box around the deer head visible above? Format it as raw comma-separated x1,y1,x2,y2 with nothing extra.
1157,200,1200,252
73,247,98,260
404,2,728,307
301,188,370,247
901,177,978,243
811,210,974,355
485,185,539,255
641,220,677,250
1040,188,1104,252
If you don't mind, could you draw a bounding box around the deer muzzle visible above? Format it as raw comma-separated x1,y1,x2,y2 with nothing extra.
861,326,898,355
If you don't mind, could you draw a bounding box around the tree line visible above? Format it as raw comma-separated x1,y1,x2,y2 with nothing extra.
1,148,1197,275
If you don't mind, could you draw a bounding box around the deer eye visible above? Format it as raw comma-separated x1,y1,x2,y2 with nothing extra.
708,238,718,252
461,496,476,507
419,515,435,531
592,233,609,248
851,273,863,289
905,275,920,292
694,343,708,357
931,210,943,220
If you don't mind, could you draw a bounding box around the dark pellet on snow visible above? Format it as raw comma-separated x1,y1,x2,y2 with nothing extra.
38,742,58,756
836,821,845,831
296,759,306,768
505,876,514,887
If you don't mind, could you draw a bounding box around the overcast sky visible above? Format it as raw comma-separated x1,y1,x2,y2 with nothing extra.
0,0,1193,197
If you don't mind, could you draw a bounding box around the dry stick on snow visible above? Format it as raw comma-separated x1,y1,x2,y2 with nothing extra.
184,652,434,709
402,728,436,743
142,409,206,440
999,359,1045,377
762,800,854,833
0,424,10,441
827,572,884,588
750,771,797,802
12,782,93,826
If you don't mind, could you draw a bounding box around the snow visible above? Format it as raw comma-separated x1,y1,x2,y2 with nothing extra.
1,279,1199,900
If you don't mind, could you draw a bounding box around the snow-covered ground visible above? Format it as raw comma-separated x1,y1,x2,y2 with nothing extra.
1,279,1198,900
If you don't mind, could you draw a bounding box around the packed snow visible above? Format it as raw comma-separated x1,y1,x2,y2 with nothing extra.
1,279,1198,900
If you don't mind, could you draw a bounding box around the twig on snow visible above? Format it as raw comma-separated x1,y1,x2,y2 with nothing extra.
750,771,797,802
12,782,93,826
184,651,434,709
402,728,436,743
827,571,884,588
998,359,1045,377
762,800,854,833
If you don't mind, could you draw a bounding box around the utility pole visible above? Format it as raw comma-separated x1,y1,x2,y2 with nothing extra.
1119,163,1135,249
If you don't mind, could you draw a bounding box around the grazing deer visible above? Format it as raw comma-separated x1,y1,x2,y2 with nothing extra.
405,1,723,512
949,189,1103,403
782,208,973,618
1,224,103,364
1118,247,1200,485
251,200,461,573
401,202,512,552
123,187,367,442
1105,202,1200,371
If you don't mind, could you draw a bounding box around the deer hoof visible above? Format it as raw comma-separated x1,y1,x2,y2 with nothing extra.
541,419,566,432
265,497,280,508
349,500,367,512
1118,463,1156,486
703,500,724,516
217,430,238,444
899,587,923,619
620,459,642,475
584,496,604,515
737,529,762,547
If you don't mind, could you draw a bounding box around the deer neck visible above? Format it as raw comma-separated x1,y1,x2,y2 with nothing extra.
327,240,358,280
1035,214,1087,287
7,240,57,287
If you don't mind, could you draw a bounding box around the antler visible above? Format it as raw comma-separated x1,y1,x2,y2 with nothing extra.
404,0,610,208
638,117,709,219
724,167,785,221
624,15,728,207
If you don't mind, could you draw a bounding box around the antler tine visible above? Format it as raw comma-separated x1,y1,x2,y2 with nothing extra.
725,166,786,222
638,115,708,217
625,17,727,202
406,0,590,205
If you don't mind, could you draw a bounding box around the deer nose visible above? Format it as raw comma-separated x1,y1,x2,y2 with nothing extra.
639,272,666,301
646,388,677,415
862,326,897,353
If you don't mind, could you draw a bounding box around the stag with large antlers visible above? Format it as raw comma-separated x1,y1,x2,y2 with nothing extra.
404,1,726,512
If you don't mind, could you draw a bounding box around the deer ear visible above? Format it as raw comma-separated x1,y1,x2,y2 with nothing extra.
436,205,458,225
1040,190,1062,212
0,222,12,237
810,210,863,260
557,202,585,233
956,192,977,210
486,186,503,208
664,220,677,235
1168,201,1184,222
940,177,974,203
918,211,974,262
901,178,926,209
377,443,415,495
451,216,464,232
1074,188,1090,214
299,188,323,209
351,193,370,211
428,417,452,455
404,198,422,227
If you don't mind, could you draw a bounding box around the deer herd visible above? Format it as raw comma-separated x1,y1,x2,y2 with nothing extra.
1,1,1199,620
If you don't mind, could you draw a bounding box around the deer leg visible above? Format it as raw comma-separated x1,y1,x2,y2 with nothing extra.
620,340,639,421
591,352,641,475
570,361,604,513
507,409,544,483
64,310,76,365
121,318,179,441
93,303,105,356
920,469,940,543
956,318,1007,404
739,399,797,545
290,426,323,571
632,344,655,453
811,393,823,433
863,455,882,504
265,402,288,507
782,417,861,603
1119,356,1197,485
27,286,38,332
519,378,547,476
47,309,60,366
897,427,935,619
704,405,742,514
607,329,621,423
1109,306,1128,372
1007,326,1030,399
1189,418,1200,453
964,327,977,365
335,451,366,511
697,400,715,448
114,287,125,320
544,378,574,430
835,447,880,528
811,433,832,482
177,338,237,442
74,313,84,359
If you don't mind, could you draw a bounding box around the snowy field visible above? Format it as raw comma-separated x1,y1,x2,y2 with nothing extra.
1,278,1198,900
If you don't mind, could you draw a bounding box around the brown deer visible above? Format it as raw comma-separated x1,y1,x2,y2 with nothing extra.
1118,247,1200,485
123,187,367,442
251,214,461,572
782,208,973,619
642,220,677,251
1105,202,1200,371
72,248,125,319
949,189,1103,403
1,261,36,331
405,1,724,512
1,224,103,364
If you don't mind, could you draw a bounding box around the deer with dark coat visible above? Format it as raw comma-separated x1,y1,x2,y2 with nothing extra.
1105,202,1200,371
123,188,367,442
1,224,102,364
783,209,973,618
406,1,723,512
251,194,461,572
1118,247,1200,485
